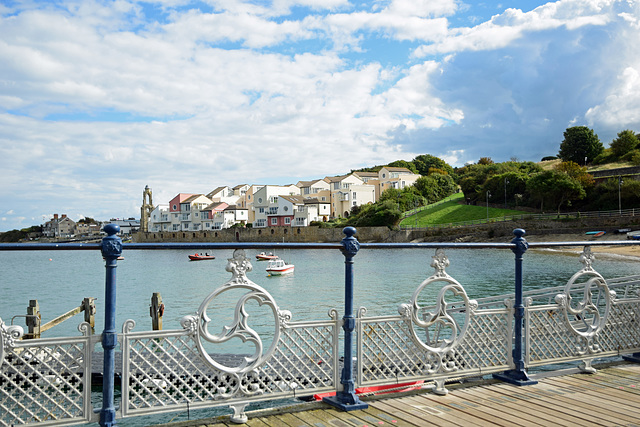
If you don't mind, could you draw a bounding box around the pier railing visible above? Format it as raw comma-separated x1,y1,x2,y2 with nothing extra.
1,226,640,426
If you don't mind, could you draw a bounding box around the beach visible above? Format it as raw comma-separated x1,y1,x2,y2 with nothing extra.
523,231,640,258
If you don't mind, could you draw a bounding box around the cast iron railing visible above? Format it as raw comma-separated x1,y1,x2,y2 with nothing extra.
1,226,640,426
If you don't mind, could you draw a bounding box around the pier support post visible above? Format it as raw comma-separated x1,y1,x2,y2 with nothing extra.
150,292,163,331
100,224,122,427
26,300,41,339
82,297,96,332
493,228,537,386
323,227,368,411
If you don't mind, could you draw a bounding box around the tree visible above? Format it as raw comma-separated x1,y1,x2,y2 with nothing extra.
526,170,586,212
609,129,638,158
412,154,454,176
387,160,418,174
558,126,604,164
478,157,494,165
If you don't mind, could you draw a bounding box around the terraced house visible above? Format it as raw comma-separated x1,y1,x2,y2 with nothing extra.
144,167,420,231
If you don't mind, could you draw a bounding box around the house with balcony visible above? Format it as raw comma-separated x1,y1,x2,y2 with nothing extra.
209,205,248,229
200,202,229,230
293,197,331,226
377,166,420,195
353,171,382,200
296,179,330,196
325,174,376,218
148,204,170,232
252,185,300,227
207,186,241,206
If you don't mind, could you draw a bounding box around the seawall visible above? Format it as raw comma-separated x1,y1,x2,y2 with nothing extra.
134,216,640,244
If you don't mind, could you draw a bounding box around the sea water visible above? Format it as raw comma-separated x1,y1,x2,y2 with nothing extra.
1,245,639,425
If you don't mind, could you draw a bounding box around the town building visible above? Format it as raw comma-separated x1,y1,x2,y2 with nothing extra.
43,214,76,238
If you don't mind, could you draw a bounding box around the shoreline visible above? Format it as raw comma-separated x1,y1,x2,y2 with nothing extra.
513,231,640,258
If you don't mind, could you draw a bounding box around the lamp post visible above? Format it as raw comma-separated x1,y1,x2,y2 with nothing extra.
486,190,491,220
504,178,509,209
619,176,623,215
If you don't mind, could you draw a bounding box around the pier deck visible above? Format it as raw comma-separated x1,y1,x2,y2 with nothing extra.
157,363,640,427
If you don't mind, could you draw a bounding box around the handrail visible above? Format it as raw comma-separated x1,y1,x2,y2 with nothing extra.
1,240,638,251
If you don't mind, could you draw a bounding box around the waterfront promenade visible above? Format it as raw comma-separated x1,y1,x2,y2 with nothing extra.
159,363,640,427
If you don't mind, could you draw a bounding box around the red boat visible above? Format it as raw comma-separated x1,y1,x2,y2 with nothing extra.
256,252,278,260
188,254,215,261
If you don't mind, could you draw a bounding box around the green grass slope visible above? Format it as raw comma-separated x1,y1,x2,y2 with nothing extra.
400,193,530,227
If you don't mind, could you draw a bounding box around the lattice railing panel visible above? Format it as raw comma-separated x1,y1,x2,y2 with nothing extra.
0,329,94,427
358,310,510,385
596,300,640,353
527,306,584,364
122,320,337,417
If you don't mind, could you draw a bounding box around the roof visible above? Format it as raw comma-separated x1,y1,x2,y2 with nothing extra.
304,198,330,204
224,205,248,211
383,166,413,173
206,186,228,198
233,184,248,190
203,202,228,211
182,194,206,203
324,174,349,183
280,195,305,204
353,171,378,177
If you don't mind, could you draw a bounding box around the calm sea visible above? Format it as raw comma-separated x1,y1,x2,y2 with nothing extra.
1,245,639,425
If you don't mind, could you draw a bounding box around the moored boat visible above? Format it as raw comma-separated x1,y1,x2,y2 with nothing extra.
627,230,640,240
256,252,278,260
189,253,215,261
266,258,294,275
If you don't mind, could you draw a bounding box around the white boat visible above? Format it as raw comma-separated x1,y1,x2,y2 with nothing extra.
266,258,294,275
256,251,278,261
627,230,640,240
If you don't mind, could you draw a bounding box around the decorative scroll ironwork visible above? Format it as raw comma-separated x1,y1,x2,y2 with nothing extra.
398,249,477,358
190,249,291,375
553,246,615,355
0,318,23,364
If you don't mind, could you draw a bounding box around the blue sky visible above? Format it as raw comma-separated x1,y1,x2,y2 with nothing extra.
1,0,640,231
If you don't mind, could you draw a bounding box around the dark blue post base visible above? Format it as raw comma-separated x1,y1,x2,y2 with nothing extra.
323,393,368,411
492,370,538,386
622,353,640,363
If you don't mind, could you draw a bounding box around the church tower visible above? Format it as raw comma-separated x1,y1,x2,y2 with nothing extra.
140,185,153,232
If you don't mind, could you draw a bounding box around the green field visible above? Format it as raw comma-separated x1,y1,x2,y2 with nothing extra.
400,193,530,227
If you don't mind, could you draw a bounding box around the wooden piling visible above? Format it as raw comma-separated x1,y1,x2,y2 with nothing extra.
26,299,41,339
150,292,163,330
82,297,96,330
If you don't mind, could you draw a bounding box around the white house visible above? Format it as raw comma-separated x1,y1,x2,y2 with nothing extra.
148,204,170,232
252,185,300,227
293,198,331,226
325,174,376,218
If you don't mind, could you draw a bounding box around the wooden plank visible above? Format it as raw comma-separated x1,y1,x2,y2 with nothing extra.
369,398,463,427
458,386,577,426
359,405,414,427
491,382,637,426
406,393,516,427
548,374,640,400
542,377,640,419
487,384,613,426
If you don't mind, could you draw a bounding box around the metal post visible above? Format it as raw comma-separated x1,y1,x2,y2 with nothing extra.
486,191,491,220
100,224,122,426
504,178,509,209
619,176,623,215
493,229,537,386
323,226,368,411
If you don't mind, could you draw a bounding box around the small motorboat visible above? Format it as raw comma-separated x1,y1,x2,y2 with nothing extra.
266,258,294,275
256,252,278,261
627,230,640,240
189,253,215,261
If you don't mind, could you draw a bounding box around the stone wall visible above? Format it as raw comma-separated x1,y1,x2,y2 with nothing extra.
134,226,398,244
134,216,640,244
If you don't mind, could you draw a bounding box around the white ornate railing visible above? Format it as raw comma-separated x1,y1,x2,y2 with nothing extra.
2,235,640,426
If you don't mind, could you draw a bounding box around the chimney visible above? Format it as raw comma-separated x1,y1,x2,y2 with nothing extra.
54,214,58,219
61,214,67,218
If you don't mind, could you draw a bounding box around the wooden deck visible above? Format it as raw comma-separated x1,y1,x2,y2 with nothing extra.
157,363,640,427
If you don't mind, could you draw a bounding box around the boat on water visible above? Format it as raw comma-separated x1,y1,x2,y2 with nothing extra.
266,258,294,275
188,253,215,261
256,252,278,260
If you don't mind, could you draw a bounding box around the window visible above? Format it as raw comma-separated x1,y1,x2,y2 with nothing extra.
271,218,278,225
285,217,291,224
259,207,265,213
283,206,289,212
382,173,386,178
258,197,263,203
173,204,177,210
352,192,356,200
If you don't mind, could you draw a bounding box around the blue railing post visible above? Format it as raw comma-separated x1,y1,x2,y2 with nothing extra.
100,224,122,426
493,228,537,385
324,226,368,411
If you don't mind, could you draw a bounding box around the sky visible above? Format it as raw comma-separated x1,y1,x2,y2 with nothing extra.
1,0,640,232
